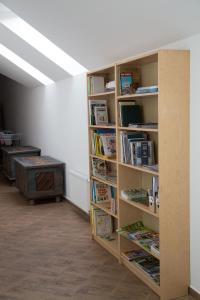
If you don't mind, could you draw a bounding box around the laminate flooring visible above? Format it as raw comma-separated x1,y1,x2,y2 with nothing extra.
0,176,194,300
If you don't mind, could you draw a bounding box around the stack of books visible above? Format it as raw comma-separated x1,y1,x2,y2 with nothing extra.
120,131,154,166
136,85,158,94
92,158,117,184
89,100,108,125
92,129,116,158
134,256,160,284
118,221,160,257
121,249,160,284
88,76,105,94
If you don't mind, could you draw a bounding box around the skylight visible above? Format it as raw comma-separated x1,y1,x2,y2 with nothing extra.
0,3,88,76
0,43,54,85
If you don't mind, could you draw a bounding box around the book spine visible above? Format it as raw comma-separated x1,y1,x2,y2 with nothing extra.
148,141,154,165
141,141,148,165
135,142,142,165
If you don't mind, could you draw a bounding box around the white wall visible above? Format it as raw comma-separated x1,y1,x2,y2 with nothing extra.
3,74,90,213
2,32,200,293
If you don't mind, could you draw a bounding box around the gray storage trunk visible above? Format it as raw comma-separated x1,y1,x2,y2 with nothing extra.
2,146,41,181
15,156,65,204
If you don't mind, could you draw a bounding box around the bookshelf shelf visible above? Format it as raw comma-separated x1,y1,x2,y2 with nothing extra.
118,162,159,176
91,176,117,188
121,257,160,295
118,127,158,133
89,125,116,129
117,92,158,100
92,202,118,219
88,91,115,98
119,232,160,260
87,50,189,299
120,197,159,218
90,154,117,164
94,233,119,259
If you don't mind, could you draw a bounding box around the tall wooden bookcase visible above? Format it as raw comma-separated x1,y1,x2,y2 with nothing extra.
87,50,189,300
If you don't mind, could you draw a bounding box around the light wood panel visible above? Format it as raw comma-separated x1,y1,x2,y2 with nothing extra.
158,50,189,299
87,49,189,300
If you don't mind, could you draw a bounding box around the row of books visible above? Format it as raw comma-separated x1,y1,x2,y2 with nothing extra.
92,158,117,184
121,249,160,284
91,129,116,158
87,74,158,97
118,221,160,257
88,76,115,95
89,99,157,129
89,100,108,125
92,208,113,237
120,131,154,166
91,180,117,215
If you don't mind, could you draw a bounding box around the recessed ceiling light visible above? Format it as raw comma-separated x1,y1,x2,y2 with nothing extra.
0,43,54,85
0,3,88,76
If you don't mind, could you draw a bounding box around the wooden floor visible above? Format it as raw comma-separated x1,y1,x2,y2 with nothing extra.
0,176,193,300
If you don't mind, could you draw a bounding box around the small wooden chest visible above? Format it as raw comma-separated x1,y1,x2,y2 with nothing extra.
15,156,65,204
2,146,41,181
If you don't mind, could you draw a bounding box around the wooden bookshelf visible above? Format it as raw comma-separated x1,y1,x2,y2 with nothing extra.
120,197,159,218
117,92,158,100
89,125,116,129
88,91,115,98
120,231,160,260
87,50,189,300
94,233,119,259
121,257,160,295
92,202,118,219
118,162,159,176
91,176,117,188
118,127,158,133
90,154,117,164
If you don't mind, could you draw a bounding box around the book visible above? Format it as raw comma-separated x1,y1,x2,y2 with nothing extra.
94,106,108,125
120,70,140,95
120,73,133,95
88,76,105,94
92,181,112,203
136,85,158,94
121,249,149,261
93,209,113,237
89,99,107,125
100,134,116,158
119,104,143,127
92,130,116,158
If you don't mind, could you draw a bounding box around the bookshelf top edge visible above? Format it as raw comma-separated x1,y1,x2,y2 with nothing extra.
87,64,115,75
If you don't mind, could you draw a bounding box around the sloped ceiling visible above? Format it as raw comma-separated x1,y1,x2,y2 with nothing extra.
1,0,200,87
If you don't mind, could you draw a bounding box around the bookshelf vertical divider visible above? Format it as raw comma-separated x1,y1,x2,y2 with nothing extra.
87,50,189,300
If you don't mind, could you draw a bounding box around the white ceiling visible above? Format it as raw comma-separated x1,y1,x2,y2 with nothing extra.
1,0,200,87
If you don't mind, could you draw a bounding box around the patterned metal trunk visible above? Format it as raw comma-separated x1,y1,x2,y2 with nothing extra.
2,146,41,180
15,156,65,203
